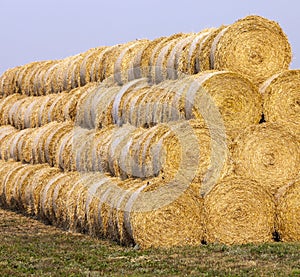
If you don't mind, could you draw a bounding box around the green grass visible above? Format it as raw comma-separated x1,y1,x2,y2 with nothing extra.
0,208,299,276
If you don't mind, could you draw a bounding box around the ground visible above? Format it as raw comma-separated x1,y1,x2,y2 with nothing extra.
0,207,299,276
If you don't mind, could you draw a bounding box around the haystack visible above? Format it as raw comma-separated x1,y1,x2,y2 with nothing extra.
210,15,291,86
79,47,107,86
232,123,300,194
203,175,275,244
0,94,26,126
114,39,150,85
177,28,215,76
260,70,300,136
276,179,300,241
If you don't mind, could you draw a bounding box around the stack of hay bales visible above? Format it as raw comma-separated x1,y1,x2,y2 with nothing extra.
0,14,298,248
0,15,291,98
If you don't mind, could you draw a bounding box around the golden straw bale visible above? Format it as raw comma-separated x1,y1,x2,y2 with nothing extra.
47,93,67,123
232,123,300,194
178,29,215,76
25,166,61,216
276,179,300,241
22,61,47,96
139,36,167,79
151,34,193,83
0,66,22,96
0,94,26,125
210,15,291,86
165,34,197,80
123,176,204,249
7,128,33,162
44,62,61,94
114,39,150,85
0,160,18,204
204,175,275,244
148,34,186,83
197,27,227,72
260,70,300,136
62,54,83,91
79,47,107,86
1,163,29,208
84,46,109,84
37,94,59,126
35,60,58,96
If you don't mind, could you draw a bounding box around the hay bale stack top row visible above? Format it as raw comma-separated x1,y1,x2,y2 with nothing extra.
0,15,291,97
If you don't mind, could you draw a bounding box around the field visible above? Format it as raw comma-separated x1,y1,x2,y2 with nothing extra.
0,208,299,276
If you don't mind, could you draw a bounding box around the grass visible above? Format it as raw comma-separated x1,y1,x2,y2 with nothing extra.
0,208,299,276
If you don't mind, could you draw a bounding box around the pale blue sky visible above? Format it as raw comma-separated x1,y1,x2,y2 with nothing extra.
0,0,299,75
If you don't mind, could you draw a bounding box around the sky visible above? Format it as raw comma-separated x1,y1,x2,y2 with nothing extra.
0,0,300,75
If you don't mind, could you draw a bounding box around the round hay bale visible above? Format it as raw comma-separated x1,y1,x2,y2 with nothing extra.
7,128,33,162
44,121,74,166
47,93,67,123
123,176,204,249
203,175,275,244
276,179,300,241
1,163,28,209
127,41,152,81
51,171,80,228
22,126,44,163
75,85,102,129
210,15,292,86
16,61,41,94
79,47,105,86
139,36,167,79
69,53,84,90
44,62,61,94
30,121,60,164
188,71,262,137
0,129,20,161
166,34,196,80
54,57,74,93
73,127,96,172
14,97,37,130
0,66,22,96
0,160,18,205
23,97,44,128
39,170,68,221
25,166,61,216
63,86,87,121
151,34,193,83
149,33,186,83
177,29,215,76
125,86,153,127
93,86,120,129
22,61,47,96
0,94,26,126
34,60,58,96
56,129,77,171
37,94,59,126
82,47,108,84
94,44,124,82
260,70,300,136
114,39,150,85
111,78,150,126
93,125,115,172
0,126,18,161
14,163,48,213
196,27,227,72
232,123,300,194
